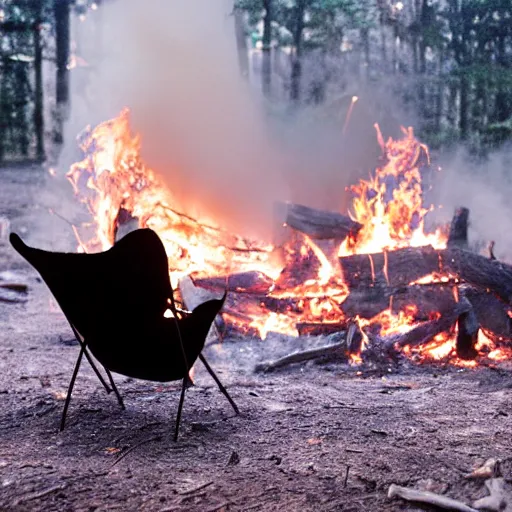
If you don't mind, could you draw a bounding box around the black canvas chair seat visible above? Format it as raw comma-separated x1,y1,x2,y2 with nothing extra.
10,228,239,440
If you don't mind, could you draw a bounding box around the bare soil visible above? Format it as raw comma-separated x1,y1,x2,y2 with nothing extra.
1,166,512,512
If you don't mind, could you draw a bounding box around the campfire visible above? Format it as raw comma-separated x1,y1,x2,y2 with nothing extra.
63,108,512,367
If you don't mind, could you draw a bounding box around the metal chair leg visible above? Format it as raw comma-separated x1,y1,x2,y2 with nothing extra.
198,353,239,415
105,368,125,410
174,376,188,442
69,324,112,394
60,344,85,431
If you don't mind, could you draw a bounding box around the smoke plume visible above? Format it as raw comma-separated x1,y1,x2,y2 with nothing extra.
59,0,399,239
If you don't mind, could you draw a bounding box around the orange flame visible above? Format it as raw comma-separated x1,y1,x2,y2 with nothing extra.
66,109,349,339
62,108,512,366
340,125,446,256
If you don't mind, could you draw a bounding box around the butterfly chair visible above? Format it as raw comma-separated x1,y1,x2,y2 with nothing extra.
10,228,239,441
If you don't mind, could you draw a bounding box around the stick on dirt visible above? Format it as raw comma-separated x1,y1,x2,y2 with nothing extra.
472,478,512,511
388,483,478,512
254,341,347,373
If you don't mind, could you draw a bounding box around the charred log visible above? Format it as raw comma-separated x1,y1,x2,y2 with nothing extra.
340,246,442,289
254,340,349,373
441,248,512,304
447,207,469,249
340,284,456,321
381,300,470,354
275,201,362,240
462,285,512,340
340,246,512,305
192,271,274,295
296,322,347,336
456,309,479,360
489,241,497,260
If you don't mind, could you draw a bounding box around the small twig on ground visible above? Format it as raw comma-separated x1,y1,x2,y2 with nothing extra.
388,483,478,512
12,483,67,506
178,480,214,495
180,492,207,503
345,448,364,454
206,502,231,512
110,435,162,468
344,465,350,487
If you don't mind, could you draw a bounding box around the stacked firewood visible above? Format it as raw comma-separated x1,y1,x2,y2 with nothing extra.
187,202,512,363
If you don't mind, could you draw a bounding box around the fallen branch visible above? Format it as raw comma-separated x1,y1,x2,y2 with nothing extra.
254,341,348,373
473,478,512,511
178,480,214,495
12,484,67,507
388,483,478,512
296,322,347,336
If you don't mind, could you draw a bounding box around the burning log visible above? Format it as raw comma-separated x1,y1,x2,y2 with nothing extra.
340,284,456,321
191,271,274,295
340,246,512,305
455,291,479,359
441,248,512,304
381,300,470,354
296,322,348,337
456,308,479,360
340,246,442,289
222,292,304,317
463,286,512,340
447,207,469,249
178,275,219,310
275,201,362,240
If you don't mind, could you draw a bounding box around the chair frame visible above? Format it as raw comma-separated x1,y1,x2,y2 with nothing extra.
60,300,239,441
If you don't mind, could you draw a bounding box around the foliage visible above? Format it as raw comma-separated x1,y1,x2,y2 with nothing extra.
236,0,512,152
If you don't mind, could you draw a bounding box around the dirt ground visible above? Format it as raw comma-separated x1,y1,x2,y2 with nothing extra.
1,165,512,512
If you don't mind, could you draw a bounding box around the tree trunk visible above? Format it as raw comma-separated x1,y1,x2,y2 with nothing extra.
290,0,306,103
0,59,6,163
54,0,70,145
459,73,469,140
234,7,249,79
447,82,458,130
391,22,398,74
494,34,510,123
360,27,371,82
378,9,388,73
261,0,272,97
434,53,443,132
33,17,45,162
